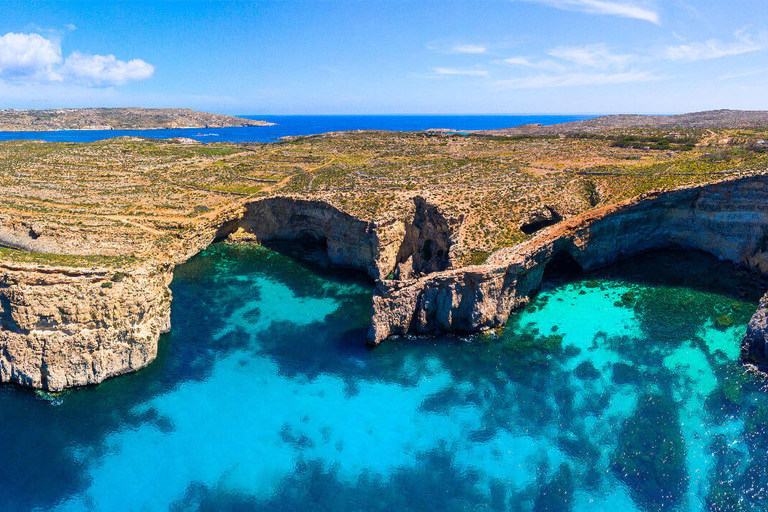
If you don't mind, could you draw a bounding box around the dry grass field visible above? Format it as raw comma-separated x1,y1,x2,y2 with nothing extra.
2,127,767,268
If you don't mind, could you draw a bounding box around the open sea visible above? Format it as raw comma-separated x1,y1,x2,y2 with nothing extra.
3,243,768,511
0,114,593,143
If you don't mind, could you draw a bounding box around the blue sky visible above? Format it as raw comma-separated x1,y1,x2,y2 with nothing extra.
1,0,767,114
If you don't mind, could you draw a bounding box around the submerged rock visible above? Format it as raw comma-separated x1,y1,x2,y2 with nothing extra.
611,393,688,508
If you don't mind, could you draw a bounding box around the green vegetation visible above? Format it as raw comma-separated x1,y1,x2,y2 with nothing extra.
0,125,765,269
466,250,490,266
0,247,136,268
609,135,697,151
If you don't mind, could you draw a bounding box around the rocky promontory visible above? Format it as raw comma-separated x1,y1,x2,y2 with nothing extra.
0,107,274,131
2,125,768,390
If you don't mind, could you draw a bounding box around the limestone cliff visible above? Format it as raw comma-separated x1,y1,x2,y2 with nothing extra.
0,194,462,390
0,263,171,391
5,175,768,391
368,175,768,358
743,292,768,368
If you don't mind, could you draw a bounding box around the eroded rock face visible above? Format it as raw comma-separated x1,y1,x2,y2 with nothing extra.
0,194,464,390
743,292,768,367
392,197,462,279
0,264,171,391
369,176,768,363
236,197,404,280
236,196,460,281
520,205,561,235
5,176,768,390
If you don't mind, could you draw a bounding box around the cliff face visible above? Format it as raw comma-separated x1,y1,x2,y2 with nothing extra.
0,195,463,390
4,176,768,391
743,292,768,366
0,264,171,391
369,176,768,358
237,197,395,280
235,196,460,281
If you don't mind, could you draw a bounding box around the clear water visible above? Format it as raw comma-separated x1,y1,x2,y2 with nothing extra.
2,244,768,511
0,114,593,143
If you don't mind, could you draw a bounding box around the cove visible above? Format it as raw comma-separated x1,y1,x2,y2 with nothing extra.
2,243,767,511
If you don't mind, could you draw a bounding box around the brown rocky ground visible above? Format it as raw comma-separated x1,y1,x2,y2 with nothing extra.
0,108,273,131
4,127,768,390
0,128,766,269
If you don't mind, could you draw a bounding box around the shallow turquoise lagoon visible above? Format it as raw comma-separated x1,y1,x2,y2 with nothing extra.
3,244,768,511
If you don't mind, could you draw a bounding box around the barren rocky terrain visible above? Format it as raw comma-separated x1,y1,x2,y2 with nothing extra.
3,123,768,389
0,108,273,131
479,109,768,136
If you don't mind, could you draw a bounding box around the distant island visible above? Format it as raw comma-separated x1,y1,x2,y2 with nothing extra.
0,107,274,132
479,109,768,136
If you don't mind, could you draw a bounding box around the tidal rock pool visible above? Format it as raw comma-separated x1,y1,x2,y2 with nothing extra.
2,244,768,511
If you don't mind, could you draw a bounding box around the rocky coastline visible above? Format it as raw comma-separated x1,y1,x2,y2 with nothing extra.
2,173,768,390
0,107,274,132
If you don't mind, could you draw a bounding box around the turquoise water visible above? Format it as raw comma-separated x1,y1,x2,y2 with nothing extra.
2,244,768,511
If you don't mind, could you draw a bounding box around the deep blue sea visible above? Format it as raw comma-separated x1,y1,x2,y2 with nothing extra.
3,244,768,511
0,114,593,143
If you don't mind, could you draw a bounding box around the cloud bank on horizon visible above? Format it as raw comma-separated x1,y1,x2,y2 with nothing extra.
2,0,768,114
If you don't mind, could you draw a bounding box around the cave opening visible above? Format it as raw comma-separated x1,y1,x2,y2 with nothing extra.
260,236,332,269
541,247,768,303
542,250,584,282
520,207,562,235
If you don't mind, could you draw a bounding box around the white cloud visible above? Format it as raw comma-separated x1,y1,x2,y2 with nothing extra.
450,44,487,54
717,67,768,82
433,67,489,77
664,31,765,61
0,32,61,80
61,52,154,86
519,0,660,24
503,56,567,72
547,43,633,68
0,32,153,87
493,69,658,89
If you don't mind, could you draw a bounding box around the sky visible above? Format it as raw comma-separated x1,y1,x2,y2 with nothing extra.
1,0,768,115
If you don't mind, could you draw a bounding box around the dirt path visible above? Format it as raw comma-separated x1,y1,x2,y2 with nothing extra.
197,157,338,222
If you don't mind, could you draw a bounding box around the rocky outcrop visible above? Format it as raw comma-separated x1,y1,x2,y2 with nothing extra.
0,263,171,391
236,197,396,280
392,197,462,279
0,194,464,390
743,293,768,366
520,205,561,235
369,175,768,348
232,196,460,281
6,174,768,391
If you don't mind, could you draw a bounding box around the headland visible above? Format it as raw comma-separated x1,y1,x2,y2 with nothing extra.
3,109,768,390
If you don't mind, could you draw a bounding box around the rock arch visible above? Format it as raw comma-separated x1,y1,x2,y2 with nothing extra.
369,175,768,370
